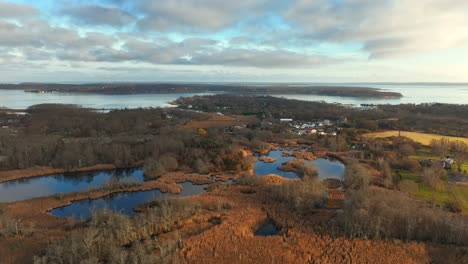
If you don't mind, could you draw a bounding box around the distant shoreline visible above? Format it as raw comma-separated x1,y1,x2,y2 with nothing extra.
0,83,402,99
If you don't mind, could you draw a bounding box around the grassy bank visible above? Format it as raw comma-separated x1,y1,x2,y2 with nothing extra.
399,171,468,213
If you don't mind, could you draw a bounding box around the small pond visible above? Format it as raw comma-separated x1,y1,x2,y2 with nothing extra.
254,150,345,180
310,158,345,180
0,168,144,203
254,150,297,178
50,182,208,220
254,221,280,236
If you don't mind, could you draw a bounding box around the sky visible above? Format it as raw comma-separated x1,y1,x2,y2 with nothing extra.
0,0,467,83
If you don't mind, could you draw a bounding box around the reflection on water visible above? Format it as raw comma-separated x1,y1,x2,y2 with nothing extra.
49,182,208,220
310,158,345,180
0,90,214,109
254,222,279,236
1,84,467,110
254,150,297,178
274,83,468,105
254,150,345,180
0,168,144,203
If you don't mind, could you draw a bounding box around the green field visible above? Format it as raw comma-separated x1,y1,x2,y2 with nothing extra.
399,171,468,213
409,149,439,161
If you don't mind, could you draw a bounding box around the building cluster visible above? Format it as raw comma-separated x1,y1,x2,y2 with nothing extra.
281,118,346,136
0,111,23,135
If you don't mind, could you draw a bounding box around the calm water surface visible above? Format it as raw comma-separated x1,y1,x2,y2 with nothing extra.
311,158,346,180
254,150,296,178
0,90,213,109
50,182,208,220
0,168,144,203
254,150,345,179
254,222,279,236
276,84,468,105
1,84,467,109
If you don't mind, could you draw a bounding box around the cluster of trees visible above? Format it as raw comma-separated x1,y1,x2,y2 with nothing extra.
320,135,348,152
283,160,319,180
2,83,401,98
431,138,468,155
0,105,250,174
336,159,468,245
343,161,372,190
143,127,252,177
0,209,34,238
337,188,468,245
269,178,325,213
176,95,468,137
24,104,176,136
34,199,203,264
431,138,468,173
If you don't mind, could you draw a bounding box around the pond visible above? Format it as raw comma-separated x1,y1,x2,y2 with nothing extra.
310,158,345,180
254,221,280,236
254,150,345,180
49,182,208,220
0,168,144,203
253,150,297,178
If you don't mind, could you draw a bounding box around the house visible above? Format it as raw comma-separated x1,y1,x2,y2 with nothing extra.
280,118,293,122
444,157,454,169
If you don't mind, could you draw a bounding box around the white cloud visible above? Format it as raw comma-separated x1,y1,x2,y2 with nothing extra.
284,0,468,58
0,0,467,82
61,4,135,26
137,0,269,31
0,1,38,18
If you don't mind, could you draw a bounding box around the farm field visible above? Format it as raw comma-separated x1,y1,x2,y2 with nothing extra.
183,113,255,129
364,131,468,146
400,171,468,213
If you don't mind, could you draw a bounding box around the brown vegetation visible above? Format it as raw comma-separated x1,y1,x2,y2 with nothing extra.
258,156,276,163
336,187,468,245
279,159,318,179
176,95,468,137
1,96,468,263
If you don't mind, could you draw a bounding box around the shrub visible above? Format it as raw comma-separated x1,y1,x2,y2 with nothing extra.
289,160,319,180
237,175,263,186
34,199,200,263
144,156,179,179
422,165,445,188
269,178,325,213
398,180,418,194
103,178,140,190
337,188,468,245
398,143,416,157
444,198,462,213
343,160,371,190
194,158,209,174
0,210,33,237
391,158,421,172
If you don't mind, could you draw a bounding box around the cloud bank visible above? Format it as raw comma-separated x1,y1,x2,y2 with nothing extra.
0,0,467,82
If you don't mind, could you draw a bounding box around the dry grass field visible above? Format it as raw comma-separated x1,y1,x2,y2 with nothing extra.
364,131,468,146
183,113,255,129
